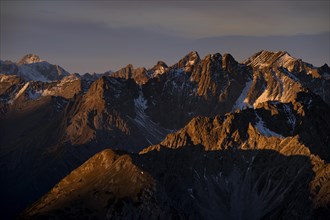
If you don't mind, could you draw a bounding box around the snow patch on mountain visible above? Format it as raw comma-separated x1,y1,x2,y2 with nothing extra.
153,66,166,76
8,82,30,104
281,68,299,82
283,104,296,134
188,60,196,66
232,79,253,111
131,88,172,144
255,113,283,138
28,90,42,100
18,65,49,82
134,90,148,113
18,54,43,65
246,51,295,69
0,75,16,82
253,70,300,107
253,88,271,107
1,54,70,82
275,53,295,68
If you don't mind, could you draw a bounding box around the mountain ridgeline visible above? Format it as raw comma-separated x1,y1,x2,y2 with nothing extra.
0,50,329,219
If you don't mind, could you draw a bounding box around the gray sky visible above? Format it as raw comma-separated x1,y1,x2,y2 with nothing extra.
1,0,329,73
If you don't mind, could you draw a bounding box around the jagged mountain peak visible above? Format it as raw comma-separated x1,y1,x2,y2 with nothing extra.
222,53,235,61
17,54,43,65
110,63,148,85
204,52,221,60
244,50,296,69
319,63,330,75
184,50,200,65
187,50,200,59
125,63,134,69
222,53,239,68
85,75,110,97
321,63,329,69
150,61,168,76
155,60,168,68
171,51,201,71
253,50,292,59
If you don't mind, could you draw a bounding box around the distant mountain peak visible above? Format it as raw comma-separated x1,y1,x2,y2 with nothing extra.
151,61,168,76
222,53,237,66
188,50,199,57
186,50,200,63
110,63,148,84
156,61,168,67
125,64,134,69
18,54,43,65
0,54,69,82
244,50,296,69
171,51,200,71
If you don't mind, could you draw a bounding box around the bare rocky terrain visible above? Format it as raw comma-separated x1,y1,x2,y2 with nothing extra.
0,51,329,219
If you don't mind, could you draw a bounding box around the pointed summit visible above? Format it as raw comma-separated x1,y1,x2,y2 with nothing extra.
185,51,200,65
222,53,238,68
171,51,200,71
18,54,43,65
151,61,168,76
156,61,168,67
187,50,200,59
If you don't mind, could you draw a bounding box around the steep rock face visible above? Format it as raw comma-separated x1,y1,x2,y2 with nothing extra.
0,74,23,102
143,51,252,129
110,64,149,85
63,76,139,148
149,61,168,77
229,51,308,109
62,76,170,150
143,92,330,162
171,50,200,72
244,50,330,105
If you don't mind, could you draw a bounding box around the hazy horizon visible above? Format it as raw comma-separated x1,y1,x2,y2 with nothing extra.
1,0,329,74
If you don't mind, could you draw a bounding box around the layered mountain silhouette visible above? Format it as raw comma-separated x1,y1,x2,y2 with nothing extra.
0,51,329,219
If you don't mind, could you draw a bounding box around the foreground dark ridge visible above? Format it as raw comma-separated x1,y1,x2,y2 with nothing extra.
21,147,327,219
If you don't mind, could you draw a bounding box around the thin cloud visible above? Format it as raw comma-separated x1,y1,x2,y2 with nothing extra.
0,1,329,73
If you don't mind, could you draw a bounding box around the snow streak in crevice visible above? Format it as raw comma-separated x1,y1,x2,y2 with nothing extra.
232,78,253,111
283,104,296,135
255,113,283,138
131,87,173,145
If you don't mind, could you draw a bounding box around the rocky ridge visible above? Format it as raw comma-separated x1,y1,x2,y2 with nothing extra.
0,50,329,219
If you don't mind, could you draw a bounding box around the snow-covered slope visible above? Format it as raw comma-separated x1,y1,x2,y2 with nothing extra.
0,54,69,82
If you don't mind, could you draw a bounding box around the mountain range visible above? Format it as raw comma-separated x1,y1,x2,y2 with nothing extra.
0,50,329,219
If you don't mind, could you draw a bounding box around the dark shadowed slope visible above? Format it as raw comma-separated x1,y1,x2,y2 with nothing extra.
21,147,319,219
